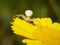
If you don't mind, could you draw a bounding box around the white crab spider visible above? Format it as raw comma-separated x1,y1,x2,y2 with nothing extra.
14,10,33,21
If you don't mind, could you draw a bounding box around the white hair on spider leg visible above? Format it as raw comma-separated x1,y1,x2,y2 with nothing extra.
25,10,33,17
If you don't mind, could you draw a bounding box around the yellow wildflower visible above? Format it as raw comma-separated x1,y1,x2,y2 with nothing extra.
11,17,60,45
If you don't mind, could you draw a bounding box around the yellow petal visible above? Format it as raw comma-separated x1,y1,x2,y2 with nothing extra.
33,18,52,27
11,17,36,39
22,39,45,45
52,23,60,30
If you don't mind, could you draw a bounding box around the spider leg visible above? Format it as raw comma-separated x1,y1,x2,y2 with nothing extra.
14,14,34,22
14,14,27,20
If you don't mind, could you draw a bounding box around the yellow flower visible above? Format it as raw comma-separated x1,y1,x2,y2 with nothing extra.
11,17,60,45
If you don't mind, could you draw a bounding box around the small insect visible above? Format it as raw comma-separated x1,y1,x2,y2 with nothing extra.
14,10,33,22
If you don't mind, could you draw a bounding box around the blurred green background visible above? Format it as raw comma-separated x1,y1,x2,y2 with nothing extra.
0,0,60,45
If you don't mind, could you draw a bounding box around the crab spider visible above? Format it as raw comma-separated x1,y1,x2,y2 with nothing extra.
14,10,33,22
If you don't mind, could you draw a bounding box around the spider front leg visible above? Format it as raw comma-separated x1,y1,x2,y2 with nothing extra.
14,14,27,20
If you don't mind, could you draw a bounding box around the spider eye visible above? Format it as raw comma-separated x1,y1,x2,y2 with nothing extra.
25,10,33,17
